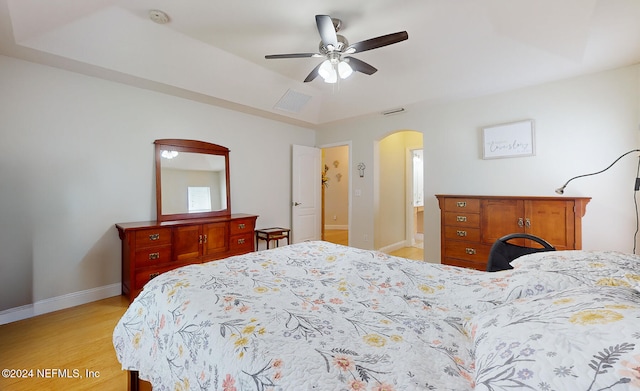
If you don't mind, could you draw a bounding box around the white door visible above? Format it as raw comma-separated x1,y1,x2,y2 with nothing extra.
292,145,321,243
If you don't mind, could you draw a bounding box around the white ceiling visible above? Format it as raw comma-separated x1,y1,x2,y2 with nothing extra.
1,0,639,127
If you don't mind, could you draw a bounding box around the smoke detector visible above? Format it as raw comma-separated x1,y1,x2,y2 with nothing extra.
149,9,170,24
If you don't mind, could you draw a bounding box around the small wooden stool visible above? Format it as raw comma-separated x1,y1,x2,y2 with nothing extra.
255,227,291,250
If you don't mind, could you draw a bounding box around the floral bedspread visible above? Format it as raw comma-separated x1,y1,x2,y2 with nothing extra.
113,242,640,391
466,285,640,391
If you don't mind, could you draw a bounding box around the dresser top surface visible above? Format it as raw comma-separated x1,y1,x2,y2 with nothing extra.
435,194,591,201
116,213,258,232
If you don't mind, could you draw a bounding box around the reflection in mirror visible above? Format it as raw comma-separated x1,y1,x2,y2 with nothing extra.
155,139,231,222
412,149,424,207
160,152,227,214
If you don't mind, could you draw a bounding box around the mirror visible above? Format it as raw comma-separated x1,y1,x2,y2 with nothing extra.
155,139,231,222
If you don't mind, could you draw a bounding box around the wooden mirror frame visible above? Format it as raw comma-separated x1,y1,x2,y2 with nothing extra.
155,139,231,222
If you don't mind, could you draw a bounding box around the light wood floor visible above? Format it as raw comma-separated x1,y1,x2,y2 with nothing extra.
0,234,422,390
322,228,350,245
388,245,424,261
0,295,131,391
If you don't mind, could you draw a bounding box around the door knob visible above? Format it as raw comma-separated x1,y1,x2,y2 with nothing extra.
293,202,302,206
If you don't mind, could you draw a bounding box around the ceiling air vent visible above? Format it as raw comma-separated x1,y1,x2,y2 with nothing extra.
274,89,312,114
381,108,405,116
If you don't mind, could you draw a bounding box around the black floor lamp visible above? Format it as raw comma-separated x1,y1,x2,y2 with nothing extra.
555,148,640,253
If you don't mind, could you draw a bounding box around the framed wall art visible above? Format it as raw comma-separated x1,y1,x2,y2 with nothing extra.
482,119,535,159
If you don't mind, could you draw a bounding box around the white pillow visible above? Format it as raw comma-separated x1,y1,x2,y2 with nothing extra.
509,250,640,287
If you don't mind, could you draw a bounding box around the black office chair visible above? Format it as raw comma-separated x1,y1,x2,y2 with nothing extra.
486,233,556,272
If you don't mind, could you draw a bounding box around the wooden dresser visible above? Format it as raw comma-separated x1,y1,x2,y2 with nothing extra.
435,195,590,271
116,213,257,302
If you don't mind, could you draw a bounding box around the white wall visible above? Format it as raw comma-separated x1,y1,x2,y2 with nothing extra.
317,65,640,262
0,55,315,317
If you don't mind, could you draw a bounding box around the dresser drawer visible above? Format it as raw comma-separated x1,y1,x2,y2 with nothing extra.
134,245,172,268
135,266,171,290
134,263,190,290
443,198,480,213
443,226,481,242
230,218,255,235
443,211,480,228
135,228,172,247
230,232,254,253
444,242,491,262
443,257,487,271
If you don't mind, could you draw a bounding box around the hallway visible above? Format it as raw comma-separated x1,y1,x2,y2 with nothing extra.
323,229,424,261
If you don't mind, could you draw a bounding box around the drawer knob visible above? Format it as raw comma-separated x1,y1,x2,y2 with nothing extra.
149,272,160,280
465,248,476,255
456,216,467,222
238,223,246,229
456,230,467,237
149,233,160,241
148,252,160,260
456,201,467,207
238,238,245,244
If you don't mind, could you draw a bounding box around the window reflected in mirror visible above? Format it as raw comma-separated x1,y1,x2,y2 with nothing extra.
188,187,212,212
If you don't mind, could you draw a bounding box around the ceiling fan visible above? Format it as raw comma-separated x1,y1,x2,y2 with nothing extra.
265,15,408,83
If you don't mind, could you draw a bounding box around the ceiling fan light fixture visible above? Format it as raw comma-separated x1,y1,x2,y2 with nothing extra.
338,61,353,79
318,60,337,83
323,71,338,84
318,60,352,83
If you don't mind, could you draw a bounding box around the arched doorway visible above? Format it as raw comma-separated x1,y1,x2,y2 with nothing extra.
374,130,424,260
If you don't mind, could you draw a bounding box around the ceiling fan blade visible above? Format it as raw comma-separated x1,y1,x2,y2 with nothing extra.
344,57,377,75
304,62,323,83
345,31,408,54
316,15,338,49
265,53,322,59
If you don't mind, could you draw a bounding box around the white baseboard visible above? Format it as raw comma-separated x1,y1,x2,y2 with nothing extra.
0,283,121,325
324,225,348,230
378,240,409,254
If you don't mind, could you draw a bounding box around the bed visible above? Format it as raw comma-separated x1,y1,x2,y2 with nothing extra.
113,241,640,390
